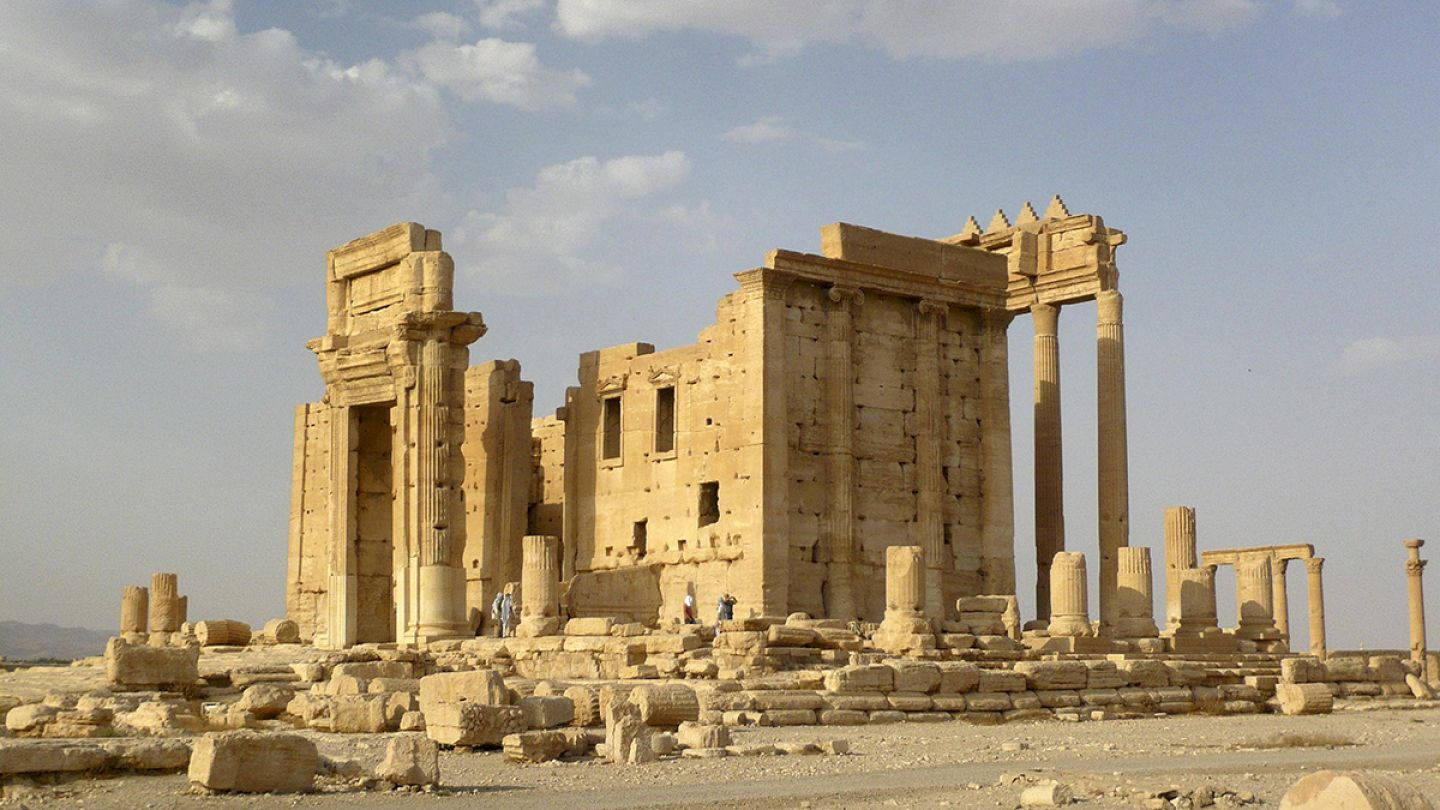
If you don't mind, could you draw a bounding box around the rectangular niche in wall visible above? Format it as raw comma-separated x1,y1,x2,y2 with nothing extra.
654,386,675,453
698,481,719,527
602,396,622,460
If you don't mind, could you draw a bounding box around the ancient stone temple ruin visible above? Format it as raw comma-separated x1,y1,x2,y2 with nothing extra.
286,199,1151,648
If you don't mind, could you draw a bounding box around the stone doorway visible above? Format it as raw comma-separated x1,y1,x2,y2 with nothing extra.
353,404,395,643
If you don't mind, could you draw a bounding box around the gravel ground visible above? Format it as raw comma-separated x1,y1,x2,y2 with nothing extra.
6,705,1440,808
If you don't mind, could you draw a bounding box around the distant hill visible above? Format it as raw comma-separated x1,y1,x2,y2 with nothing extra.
0,621,110,662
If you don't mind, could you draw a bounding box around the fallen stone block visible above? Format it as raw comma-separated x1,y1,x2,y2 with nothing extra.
5,704,58,735
824,664,894,694
676,722,731,749
1020,780,1073,806
419,670,509,712
629,684,699,727
194,620,251,647
375,733,439,786
105,637,199,690
425,702,526,747
519,695,574,729
329,694,391,733
187,730,317,794
0,740,110,774
101,738,193,771
1275,683,1333,716
236,684,295,720
1279,769,1433,809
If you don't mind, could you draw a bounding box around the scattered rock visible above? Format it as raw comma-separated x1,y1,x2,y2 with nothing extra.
187,730,317,793
375,733,439,786
1020,780,1073,806
1279,770,1433,809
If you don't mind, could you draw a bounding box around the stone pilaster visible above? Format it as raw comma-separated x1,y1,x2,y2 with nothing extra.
1096,290,1129,631
1305,557,1327,660
518,535,561,636
121,586,148,636
978,311,1016,595
1047,551,1090,637
1235,555,1278,641
1405,539,1427,672
824,284,863,621
1271,556,1290,650
914,299,947,620
1113,546,1157,638
149,573,180,634
1163,506,1197,631
1032,302,1064,620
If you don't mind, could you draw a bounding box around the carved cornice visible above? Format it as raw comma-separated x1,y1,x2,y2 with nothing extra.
647,366,680,387
597,374,627,396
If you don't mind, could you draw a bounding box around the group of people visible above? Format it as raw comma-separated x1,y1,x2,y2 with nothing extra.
682,592,738,623
487,586,739,636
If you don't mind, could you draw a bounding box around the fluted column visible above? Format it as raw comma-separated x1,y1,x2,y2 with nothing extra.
1405,539,1427,671
149,573,180,634
1175,565,1219,636
1096,290,1129,631
914,299,947,620
1235,555,1277,640
824,285,862,621
120,586,148,635
1032,302,1064,620
415,339,466,640
1047,551,1090,637
1271,556,1290,649
1305,557,1327,660
1114,546,1157,637
1163,506,1197,631
518,535,561,636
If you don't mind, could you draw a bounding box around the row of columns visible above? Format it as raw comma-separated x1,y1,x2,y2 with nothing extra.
1031,289,1129,632
119,572,188,636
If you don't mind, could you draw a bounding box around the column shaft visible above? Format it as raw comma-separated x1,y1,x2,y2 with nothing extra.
1163,506,1197,631
1032,302,1064,620
1271,556,1290,649
978,312,1016,595
1305,557,1327,659
1405,539,1427,671
1047,551,1090,637
149,572,180,634
1114,546,1157,637
1096,290,1129,630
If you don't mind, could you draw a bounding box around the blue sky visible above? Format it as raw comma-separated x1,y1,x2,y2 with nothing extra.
2,0,1437,651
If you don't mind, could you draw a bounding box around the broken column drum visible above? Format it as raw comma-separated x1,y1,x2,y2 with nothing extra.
1174,566,1219,635
120,586,148,635
1234,555,1277,640
149,573,180,634
1113,546,1157,637
519,534,561,634
1047,551,1090,637
884,545,926,619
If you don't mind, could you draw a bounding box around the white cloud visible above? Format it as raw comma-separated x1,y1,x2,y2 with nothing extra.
554,0,1261,62
722,116,796,143
476,0,547,30
1293,0,1342,19
0,0,449,346
1340,336,1435,373
723,117,867,154
448,151,692,288
403,37,590,109
413,11,474,40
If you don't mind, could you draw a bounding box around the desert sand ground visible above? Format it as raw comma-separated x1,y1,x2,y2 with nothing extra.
5,703,1439,808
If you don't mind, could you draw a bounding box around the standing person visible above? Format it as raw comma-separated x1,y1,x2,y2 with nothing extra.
500,586,515,637
725,593,737,620
490,590,506,638
716,593,728,624
683,592,696,624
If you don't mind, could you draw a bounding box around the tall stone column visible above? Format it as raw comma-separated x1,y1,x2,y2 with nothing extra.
978,311,1016,595
1305,557,1327,660
824,285,863,621
1096,290,1129,631
1405,539,1427,672
1271,556,1290,649
1235,555,1277,640
120,586,148,635
1114,546,1157,637
1174,566,1218,635
415,340,467,641
1163,506,1197,631
1032,302,1064,620
518,535,561,636
149,573,180,634
1047,551,1090,637
914,299,947,620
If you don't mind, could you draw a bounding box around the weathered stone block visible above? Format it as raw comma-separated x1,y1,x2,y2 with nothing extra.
375,733,439,786
105,638,198,689
187,731,317,793
518,695,574,729
418,670,509,712
425,703,525,747
824,664,893,694
1014,661,1086,690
